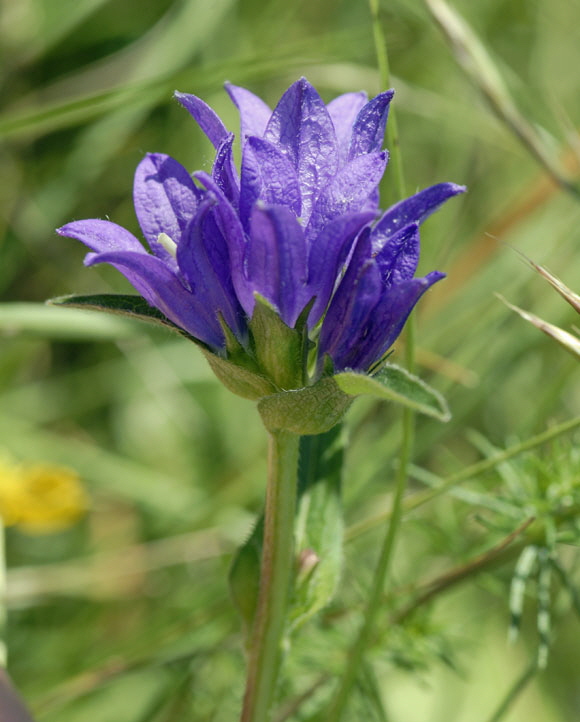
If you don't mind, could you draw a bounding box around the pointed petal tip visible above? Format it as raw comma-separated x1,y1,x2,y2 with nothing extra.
83,251,99,267
290,76,315,94
377,88,395,101
55,220,92,237
424,270,446,285
223,81,236,96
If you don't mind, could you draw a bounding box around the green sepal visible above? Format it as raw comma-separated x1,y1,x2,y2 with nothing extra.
335,363,451,422
289,425,344,630
217,312,263,376
48,294,196,340
257,377,352,435
249,294,306,390
202,350,276,401
320,352,336,377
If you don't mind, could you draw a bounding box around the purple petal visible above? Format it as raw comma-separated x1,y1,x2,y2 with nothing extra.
326,91,368,163
177,199,246,341
318,231,381,367
307,151,387,240
225,82,272,141
174,92,229,149
133,153,200,260
264,78,338,221
375,182,466,238
57,219,146,254
348,90,394,160
306,211,375,326
212,133,240,208
347,272,445,370
247,204,308,328
194,171,253,314
373,222,420,285
240,136,301,230
363,186,380,215
84,249,225,348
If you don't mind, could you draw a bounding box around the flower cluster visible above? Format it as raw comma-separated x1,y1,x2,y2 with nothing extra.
58,78,463,382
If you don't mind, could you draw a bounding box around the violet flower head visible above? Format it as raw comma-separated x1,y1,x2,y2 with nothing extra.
174,77,394,331
318,185,463,371
58,153,246,350
58,78,464,387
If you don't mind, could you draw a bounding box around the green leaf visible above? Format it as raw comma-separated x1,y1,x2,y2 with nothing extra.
48,294,194,338
257,377,352,434
228,517,263,644
289,425,344,630
335,363,451,422
0,302,139,341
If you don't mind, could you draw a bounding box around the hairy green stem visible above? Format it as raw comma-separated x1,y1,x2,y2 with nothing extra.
325,6,413,720
240,431,300,722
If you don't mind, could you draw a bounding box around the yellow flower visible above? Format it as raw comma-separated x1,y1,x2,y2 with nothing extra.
0,457,88,533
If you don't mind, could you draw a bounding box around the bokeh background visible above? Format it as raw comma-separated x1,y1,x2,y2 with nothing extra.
1,0,579,719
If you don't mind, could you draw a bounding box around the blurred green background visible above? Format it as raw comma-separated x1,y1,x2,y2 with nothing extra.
1,0,579,719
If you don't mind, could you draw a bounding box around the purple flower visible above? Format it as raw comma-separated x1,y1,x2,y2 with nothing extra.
175,78,393,329
58,78,464,379
58,153,246,349
318,184,463,371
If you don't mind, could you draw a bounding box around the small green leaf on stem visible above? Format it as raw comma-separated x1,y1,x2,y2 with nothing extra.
0,301,138,340
335,363,451,421
290,426,344,630
48,293,191,336
229,517,264,642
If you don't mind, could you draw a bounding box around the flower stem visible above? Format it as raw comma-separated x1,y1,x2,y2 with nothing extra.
240,430,300,722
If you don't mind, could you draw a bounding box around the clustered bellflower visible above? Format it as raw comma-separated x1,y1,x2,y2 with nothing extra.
58,78,464,390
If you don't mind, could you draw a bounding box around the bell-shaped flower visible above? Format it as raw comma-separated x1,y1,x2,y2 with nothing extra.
58,78,465,402
175,78,393,325
318,183,464,370
58,153,247,351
